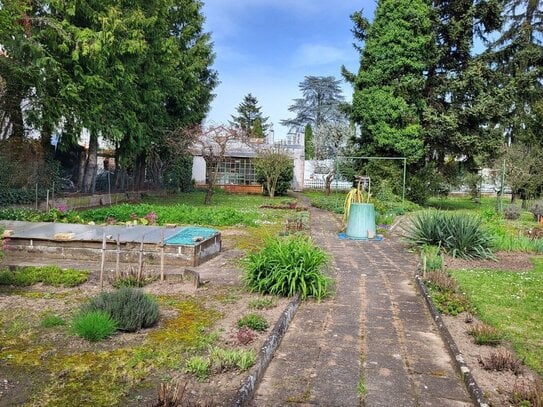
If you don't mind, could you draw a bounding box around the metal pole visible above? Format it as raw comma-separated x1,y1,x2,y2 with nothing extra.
498,158,506,212
402,158,407,204
160,229,165,282
108,171,112,205
115,234,120,279
100,233,106,289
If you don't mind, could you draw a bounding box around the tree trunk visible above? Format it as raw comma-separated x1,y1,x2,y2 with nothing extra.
40,123,53,156
324,173,334,196
6,83,25,139
134,153,146,191
204,187,214,205
267,176,275,198
82,132,98,193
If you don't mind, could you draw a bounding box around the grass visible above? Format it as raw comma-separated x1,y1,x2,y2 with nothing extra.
41,313,66,328
185,356,211,381
450,257,543,374
71,310,118,342
248,297,276,310
302,190,418,225
237,313,269,331
467,323,503,346
0,265,89,287
0,190,296,229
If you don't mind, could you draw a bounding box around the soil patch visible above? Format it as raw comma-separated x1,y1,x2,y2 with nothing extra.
0,247,290,406
444,251,535,271
443,314,540,407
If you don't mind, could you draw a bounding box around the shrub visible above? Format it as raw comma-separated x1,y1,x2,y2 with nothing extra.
405,211,494,259
530,200,543,222
41,313,66,328
72,310,117,341
237,314,268,331
0,265,89,287
84,287,159,332
510,378,543,407
243,235,330,300
110,266,156,288
425,271,459,293
478,348,523,375
504,205,522,220
467,323,503,346
235,327,257,345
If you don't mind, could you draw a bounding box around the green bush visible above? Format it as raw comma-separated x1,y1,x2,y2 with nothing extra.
237,314,268,331
243,235,330,300
504,205,521,220
84,287,159,332
530,200,543,222
0,265,89,287
72,310,117,341
405,210,494,259
256,161,293,197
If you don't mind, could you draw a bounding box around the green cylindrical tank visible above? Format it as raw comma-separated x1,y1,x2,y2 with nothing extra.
346,203,376,239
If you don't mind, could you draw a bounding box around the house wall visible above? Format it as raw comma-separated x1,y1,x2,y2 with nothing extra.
291,148,304,191
192,156,206,184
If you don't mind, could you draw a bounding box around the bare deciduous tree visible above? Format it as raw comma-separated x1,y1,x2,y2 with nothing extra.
186,124,246,204
313,122,354,195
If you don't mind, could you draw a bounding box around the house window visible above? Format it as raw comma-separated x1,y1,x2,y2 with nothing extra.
208,157,259,185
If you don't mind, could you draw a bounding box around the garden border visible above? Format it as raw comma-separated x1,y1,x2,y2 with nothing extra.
231,293,301,406
415,270,489,407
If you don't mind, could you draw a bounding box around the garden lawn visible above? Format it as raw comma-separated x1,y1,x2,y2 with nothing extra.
450,257,543,374
0,190,294,229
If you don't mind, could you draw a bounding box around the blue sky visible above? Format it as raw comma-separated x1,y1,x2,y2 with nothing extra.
201,0,377,138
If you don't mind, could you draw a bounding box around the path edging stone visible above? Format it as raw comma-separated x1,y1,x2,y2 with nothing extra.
415,271,489,407
231,293,301,407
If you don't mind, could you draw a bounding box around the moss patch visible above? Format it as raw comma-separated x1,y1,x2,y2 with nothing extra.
0,296,219,406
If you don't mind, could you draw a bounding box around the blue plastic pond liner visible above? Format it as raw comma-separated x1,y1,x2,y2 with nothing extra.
164,227,218,245
338,232,383,241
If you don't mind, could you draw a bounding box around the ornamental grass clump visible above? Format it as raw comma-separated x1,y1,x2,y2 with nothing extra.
83,287,159,332
243,235,330,300
405,210,494,259
72,310,117,341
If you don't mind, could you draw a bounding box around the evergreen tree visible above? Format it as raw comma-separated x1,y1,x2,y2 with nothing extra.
230,93,269,138
487,0,543,145
281,76,345,131
0,0,217,192
348,0,434,163
304,124,314,159
423,0,504,171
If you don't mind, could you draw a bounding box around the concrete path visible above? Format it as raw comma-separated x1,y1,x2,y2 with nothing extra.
251,204,472,406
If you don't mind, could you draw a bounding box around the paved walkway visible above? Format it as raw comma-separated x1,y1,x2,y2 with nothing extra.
252,204,472,406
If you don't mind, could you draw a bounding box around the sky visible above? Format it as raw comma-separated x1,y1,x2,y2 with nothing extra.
201,0,377,139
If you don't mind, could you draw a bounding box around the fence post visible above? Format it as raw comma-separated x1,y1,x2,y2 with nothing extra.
100,233,106,289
